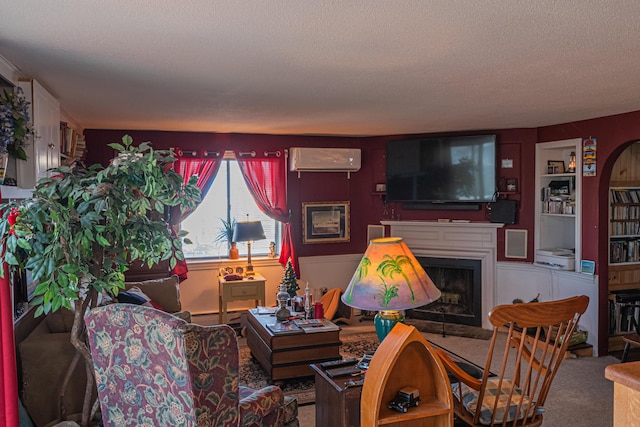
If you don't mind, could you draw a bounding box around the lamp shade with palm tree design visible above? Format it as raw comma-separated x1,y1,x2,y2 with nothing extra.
342,237,441,341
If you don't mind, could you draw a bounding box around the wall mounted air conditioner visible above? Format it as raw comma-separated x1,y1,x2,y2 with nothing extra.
289,147,361,178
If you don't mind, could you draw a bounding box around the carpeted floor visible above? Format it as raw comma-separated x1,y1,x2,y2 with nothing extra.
238,327,379,405
194,314,618,427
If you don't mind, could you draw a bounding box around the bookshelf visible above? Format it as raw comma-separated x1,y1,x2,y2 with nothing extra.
608,142,640,350
534,138,582,270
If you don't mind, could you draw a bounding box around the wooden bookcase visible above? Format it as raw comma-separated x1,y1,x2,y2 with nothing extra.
609,142,640,351
361,323,453,427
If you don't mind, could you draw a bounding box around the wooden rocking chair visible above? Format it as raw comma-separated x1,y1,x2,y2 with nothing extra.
436,295,589,426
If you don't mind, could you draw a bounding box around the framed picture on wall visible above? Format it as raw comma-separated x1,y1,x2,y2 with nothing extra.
302,201,350,244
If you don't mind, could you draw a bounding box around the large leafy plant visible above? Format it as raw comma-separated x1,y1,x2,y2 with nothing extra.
0,86,33,160
0,135,200,425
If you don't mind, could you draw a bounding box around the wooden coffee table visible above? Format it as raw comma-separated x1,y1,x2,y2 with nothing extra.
245,308,342,381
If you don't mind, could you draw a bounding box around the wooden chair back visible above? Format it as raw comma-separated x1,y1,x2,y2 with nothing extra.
439,295,589,427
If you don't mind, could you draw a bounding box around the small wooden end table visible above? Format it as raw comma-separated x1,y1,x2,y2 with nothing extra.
245,309,342,381
310,363,363,427
218,274,266,324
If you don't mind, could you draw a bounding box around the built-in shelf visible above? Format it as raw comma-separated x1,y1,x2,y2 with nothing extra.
534,138,582,271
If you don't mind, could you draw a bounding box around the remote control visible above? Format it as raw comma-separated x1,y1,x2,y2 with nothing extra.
345,379,365,388
320,357,357,369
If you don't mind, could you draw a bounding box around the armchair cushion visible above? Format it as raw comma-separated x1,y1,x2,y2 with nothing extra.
239,385,285,426
453,378,540,426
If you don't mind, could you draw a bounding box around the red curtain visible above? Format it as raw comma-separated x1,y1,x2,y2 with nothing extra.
0,191,18,427
171,151,223,280
235,150,297,275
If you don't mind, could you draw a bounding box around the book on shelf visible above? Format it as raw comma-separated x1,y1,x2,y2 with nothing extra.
266,321,301,334
293,318,340,333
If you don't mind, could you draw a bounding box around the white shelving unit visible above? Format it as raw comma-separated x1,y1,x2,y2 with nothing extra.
534,138,582,271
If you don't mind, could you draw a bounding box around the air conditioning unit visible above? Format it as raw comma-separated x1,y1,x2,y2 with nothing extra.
289,147,361,178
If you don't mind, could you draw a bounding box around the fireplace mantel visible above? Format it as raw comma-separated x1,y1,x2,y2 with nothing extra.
381,220,504,329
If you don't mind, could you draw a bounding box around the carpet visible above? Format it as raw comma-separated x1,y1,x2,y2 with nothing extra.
238,332,379,405
405,318,493,340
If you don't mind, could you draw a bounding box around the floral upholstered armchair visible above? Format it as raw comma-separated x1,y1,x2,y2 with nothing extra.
85,304,292,426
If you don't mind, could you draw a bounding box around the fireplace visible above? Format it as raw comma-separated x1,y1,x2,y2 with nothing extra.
407,257,482,326
381,220,503,329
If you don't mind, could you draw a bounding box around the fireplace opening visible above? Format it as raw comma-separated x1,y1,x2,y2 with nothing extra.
407,257,482,327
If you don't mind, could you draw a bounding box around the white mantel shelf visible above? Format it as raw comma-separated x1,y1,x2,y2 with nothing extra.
381,220,504,329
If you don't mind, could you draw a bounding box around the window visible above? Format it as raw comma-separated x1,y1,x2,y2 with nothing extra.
182,159,281,259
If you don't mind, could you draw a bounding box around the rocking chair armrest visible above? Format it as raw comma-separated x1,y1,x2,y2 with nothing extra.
435,349,482,390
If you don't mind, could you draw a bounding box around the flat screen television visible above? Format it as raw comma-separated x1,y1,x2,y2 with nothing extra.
386,134,497,205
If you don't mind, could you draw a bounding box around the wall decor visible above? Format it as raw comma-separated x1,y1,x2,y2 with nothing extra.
580,260,595,275
302,201,350,244
583,137,597,177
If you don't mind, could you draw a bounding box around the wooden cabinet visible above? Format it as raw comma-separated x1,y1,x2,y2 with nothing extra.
361,323,453,427
534,138,582,269
16,79,60,189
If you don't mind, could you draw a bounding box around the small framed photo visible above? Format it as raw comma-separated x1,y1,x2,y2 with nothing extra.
302,201,350,244
547,160,565,174
580,260,595,275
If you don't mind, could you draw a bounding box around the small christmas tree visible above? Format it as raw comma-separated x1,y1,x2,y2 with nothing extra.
281,258,299,296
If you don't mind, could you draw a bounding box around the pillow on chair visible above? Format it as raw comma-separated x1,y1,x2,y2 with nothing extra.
116,286,164,310
452,378,542,425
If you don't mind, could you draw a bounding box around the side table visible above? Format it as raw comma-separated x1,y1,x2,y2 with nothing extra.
310,363,363,427
218,273,266,324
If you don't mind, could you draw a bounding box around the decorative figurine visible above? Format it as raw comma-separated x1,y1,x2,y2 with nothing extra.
268,241,276,258
275,283,291,321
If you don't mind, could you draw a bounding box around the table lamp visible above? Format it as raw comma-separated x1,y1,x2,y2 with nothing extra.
232,219,266,276
342,237,441,341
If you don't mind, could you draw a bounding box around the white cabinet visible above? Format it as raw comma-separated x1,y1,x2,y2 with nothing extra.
534,138,582,270
16,80,60,189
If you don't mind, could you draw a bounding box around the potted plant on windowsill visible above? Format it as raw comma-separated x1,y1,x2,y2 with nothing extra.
216,218,238,259
0,135,201,426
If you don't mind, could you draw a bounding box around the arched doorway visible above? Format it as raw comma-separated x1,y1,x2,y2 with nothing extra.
603,141,640,356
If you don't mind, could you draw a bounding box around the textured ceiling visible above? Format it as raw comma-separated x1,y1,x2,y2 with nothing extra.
2,1,640,136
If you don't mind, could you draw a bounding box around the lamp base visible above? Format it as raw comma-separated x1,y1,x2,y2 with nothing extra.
245,264,255,277
374,310,404,342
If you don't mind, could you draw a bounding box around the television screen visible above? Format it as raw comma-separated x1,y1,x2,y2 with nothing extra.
386,135,496,203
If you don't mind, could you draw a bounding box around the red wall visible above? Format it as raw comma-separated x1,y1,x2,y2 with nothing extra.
84,129,537,261
85,115,639,356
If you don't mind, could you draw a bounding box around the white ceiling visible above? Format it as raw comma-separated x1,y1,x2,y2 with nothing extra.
2,1,640,137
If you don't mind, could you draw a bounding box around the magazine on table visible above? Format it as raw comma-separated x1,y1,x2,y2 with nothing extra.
293,318,340,333
266,321,301,334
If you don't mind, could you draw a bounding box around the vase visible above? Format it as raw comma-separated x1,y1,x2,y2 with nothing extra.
229,242,239,259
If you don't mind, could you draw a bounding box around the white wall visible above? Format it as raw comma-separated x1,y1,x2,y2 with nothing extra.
180,253,362,315
497,261,599,355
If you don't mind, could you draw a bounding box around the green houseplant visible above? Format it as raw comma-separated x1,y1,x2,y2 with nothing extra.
0,86,33,160
0,135,200,425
